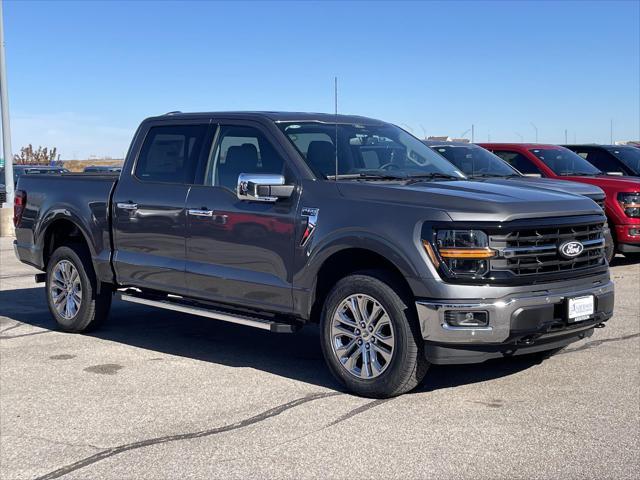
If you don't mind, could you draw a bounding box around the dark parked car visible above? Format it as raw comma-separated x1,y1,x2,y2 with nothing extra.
13,112,614,397
563,144,640,177
83,165,122,173
2,165,68,204
424,141,615,262
2,165,69,187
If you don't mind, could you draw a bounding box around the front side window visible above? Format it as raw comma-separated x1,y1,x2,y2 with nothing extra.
492,151,543,175
606,147,640,175
573,148,626,174
135,125,208,184
529,147,601,176
206,125,286,191
278,122,465,180
432,145,518,177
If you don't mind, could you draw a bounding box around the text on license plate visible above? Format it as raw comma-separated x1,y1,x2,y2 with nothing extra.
567,295,594,322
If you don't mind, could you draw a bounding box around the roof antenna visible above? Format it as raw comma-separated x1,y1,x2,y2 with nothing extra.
334,76,338,180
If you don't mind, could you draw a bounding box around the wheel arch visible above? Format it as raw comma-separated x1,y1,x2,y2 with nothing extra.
39,216,95,270
305,244,419,324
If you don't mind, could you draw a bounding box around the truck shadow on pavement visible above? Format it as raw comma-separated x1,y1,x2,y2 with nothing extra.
0,287,545,395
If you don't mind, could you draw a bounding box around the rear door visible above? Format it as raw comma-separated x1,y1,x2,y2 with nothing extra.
184,120,298,312
112,120,212,294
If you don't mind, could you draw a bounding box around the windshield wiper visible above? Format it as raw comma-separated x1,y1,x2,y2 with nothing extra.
468,173,509,178
558,172,598,176
405,172,463,181
326,172,407,180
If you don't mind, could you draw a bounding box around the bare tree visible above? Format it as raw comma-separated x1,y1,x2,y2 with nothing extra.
13,144,61,165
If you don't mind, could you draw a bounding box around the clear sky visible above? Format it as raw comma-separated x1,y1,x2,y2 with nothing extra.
2,0,639,159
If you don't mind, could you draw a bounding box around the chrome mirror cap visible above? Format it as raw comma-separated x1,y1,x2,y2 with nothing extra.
237,173,293,202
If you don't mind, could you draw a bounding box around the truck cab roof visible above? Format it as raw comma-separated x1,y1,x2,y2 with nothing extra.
149,111,386,126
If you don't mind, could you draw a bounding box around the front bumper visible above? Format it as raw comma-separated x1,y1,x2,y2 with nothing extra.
615,224,640,247
415,279,614,364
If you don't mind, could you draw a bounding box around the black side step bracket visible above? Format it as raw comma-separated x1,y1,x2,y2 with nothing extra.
117,292,299,333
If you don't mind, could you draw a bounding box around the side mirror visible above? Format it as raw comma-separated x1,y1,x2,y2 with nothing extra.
237,173,294,202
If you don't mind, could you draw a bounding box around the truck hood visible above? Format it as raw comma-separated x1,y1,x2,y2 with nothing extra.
473,177,605,200
559,175,640,191
337,180,603,222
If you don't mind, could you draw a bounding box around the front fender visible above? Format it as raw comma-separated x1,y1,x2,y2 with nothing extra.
292,228,430,318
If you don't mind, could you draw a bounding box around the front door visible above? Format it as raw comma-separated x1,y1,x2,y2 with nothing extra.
185,122,298,312
112,121,211,294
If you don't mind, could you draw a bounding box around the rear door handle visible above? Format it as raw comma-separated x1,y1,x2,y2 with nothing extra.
188,208,213,217
117,202,138,210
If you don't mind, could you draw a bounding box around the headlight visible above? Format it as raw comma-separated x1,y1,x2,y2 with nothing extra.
618,192,640,218
423,230,495,278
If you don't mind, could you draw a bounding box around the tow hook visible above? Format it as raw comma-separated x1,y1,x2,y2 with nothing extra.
595,322,607,329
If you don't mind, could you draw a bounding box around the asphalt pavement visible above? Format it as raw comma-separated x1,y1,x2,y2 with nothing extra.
1,236,638,479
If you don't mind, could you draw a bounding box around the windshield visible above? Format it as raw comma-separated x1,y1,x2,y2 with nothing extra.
606,147,640,174
429,144,519,177
277,122,466,180
530,147,601,175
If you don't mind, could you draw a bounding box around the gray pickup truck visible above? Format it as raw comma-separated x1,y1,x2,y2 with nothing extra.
13,112,614,397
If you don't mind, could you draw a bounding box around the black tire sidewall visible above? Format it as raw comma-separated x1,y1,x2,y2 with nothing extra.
320,273,422,397
46,246,95,332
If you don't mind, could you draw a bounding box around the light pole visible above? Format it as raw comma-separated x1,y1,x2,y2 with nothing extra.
0,0,14,207
530,122,538,143
610,119,613,144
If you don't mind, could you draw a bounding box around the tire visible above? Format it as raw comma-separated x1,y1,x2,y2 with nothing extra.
45,245,112,332
604,228,615,264
319,271,428,398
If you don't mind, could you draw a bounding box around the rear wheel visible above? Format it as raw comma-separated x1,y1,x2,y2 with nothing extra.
46,245,112,332
319,272,428,398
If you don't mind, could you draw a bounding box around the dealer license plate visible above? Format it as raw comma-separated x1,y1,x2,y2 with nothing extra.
567,295,594,322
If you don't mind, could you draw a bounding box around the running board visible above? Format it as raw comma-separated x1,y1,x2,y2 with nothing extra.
118,293,298,333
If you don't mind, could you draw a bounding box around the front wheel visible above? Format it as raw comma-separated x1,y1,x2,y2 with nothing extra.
319,272,428,398
46,245,112,332
604,228,615,264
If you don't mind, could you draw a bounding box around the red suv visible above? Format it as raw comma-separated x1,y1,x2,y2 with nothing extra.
479,143,640,260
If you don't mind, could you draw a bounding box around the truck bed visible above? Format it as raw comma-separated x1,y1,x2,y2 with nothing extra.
13,173,118,283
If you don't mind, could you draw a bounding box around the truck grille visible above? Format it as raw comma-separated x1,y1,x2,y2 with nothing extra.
594,198,605,211
490,221,606,277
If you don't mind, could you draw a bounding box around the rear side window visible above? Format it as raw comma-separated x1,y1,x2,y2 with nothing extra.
492,150,543,175
135,125,208,184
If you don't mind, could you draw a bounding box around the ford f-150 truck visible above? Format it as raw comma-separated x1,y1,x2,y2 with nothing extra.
480,143,640,260
13,112,614,397
423,141,615,262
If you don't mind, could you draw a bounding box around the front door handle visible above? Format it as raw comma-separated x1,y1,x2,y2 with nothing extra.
188,208,213,217
117,202,138,210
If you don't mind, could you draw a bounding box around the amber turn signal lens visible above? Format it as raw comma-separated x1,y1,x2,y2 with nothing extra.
438,248,496,259
422,240,440,267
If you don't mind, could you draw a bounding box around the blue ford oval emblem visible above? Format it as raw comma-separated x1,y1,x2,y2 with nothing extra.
559,240,584,259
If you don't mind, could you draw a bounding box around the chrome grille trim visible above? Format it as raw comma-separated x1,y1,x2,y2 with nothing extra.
490,221,606,277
